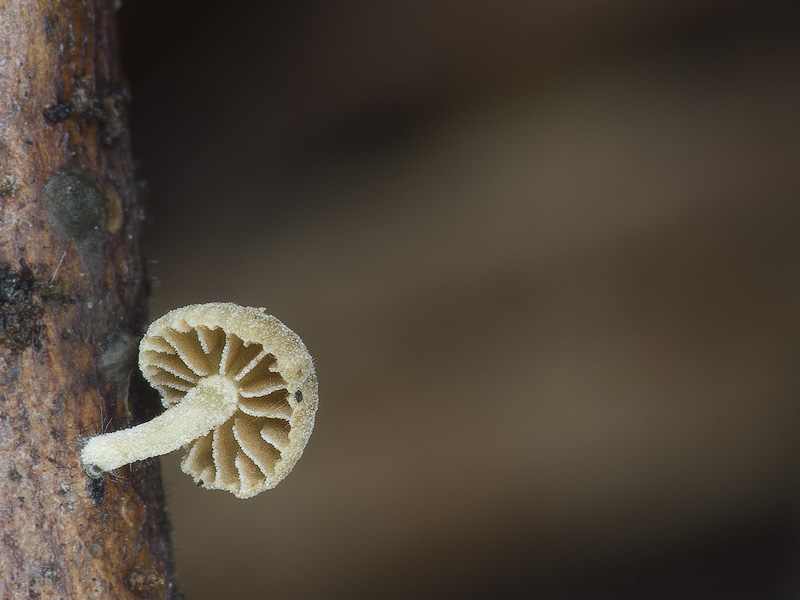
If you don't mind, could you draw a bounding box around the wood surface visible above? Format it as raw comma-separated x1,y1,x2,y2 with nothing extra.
0,1,177,598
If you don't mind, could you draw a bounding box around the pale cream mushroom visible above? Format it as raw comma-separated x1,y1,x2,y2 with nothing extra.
81,303,318,498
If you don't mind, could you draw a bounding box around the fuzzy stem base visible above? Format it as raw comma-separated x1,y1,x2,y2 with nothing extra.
82,375,238,472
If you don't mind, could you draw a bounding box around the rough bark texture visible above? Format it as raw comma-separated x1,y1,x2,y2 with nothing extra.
0,1,177,599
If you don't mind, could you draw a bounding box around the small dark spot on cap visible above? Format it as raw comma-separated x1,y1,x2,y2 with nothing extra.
89,543,101,556
8,468,22,482
46,171,107,241
295,390,303,402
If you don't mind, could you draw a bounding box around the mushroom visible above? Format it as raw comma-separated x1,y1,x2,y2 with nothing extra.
81,303,318,498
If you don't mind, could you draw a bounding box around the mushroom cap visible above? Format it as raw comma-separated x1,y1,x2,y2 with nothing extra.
139,303,318,498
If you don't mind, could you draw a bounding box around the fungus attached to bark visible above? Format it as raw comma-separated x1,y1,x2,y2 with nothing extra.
81,303,318,498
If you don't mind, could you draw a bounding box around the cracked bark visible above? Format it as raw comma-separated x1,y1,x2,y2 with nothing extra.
0,1,177,598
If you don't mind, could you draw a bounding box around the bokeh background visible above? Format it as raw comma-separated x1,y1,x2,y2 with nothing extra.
119,2,800,598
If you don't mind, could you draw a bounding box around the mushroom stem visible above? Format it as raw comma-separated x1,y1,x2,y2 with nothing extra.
81,374,239,473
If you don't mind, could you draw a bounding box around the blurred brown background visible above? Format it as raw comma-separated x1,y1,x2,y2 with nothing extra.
119,1,800,598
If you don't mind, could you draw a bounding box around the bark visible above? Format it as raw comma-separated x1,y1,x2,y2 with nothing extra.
0,1,177,599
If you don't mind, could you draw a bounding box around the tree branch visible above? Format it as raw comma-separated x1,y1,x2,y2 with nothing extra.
0,1,177,598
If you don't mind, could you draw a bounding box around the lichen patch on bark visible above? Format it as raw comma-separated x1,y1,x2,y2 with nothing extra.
0,261,74,353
